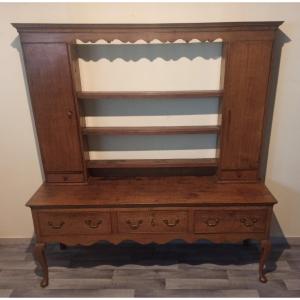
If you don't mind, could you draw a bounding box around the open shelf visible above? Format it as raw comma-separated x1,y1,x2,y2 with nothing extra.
77,90,223,99
87,158,217,169
82,126,220,135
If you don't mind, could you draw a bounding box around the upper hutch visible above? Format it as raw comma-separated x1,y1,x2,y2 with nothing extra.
13,21,283,287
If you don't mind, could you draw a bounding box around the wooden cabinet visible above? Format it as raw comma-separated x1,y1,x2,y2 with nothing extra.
13,22,282,287
22,43,84,182
219,41,273,181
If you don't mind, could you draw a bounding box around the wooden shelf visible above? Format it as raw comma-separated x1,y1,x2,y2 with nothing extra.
87,158,217,169
82,126,220,135
77,90,223,99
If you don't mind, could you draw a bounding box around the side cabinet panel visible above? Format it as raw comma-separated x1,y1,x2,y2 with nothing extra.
22,43,84,182
219,41,273,181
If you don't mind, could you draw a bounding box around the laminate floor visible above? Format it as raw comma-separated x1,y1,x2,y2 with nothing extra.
0,239,300,297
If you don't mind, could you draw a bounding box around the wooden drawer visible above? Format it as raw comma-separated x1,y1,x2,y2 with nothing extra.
38,211,112,236
151,211,188,233
117,210,188,233
117,211,149,233
194,209,267,234
46,173,84,183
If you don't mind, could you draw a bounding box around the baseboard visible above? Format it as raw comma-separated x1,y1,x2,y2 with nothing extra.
271,236,300,245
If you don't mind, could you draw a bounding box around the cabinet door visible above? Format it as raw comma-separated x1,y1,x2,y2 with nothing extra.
219,41,273,181
22,43,84,181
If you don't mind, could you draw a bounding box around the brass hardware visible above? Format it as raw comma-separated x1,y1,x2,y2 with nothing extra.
150,212,155,226
163,219,180,227
151,217,156,227
204,218,219,227
67,110,73,119
240,217,258,227
84,220,102,229
126,220,143,230
226,109,232,140
48,221,64,229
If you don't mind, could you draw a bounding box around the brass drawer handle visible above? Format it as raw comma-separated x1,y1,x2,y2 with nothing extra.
85,220,102,229
48,221,64,229
126,220,143,230
240,217,258,227
204,218,219,227
67,110,73,119
163,219,180,227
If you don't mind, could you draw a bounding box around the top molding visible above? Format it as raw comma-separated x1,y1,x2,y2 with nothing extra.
12,22,284,32
12,21,283,43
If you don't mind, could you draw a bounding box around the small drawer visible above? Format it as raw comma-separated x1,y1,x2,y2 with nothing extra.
117,211,150,233
117,210,188,233
38,211,112,236
151,211,188,233
194,209,267,234
46,173,84,183
219,170,258,181
233,209,267,233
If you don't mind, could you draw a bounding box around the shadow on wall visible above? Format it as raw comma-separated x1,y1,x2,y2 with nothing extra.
250,28,292,260
260,29,291,180
87,134,217,151
268,179,300,238
83,97,219,116
76,42,222,61
258,29,292,251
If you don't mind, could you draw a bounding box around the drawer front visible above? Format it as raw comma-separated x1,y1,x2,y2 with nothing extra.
151,211,188,233
194,209,267,234
117,211,150,233
117,210,188,233
46,173,84,183
234,209,267,232
38,211,112,236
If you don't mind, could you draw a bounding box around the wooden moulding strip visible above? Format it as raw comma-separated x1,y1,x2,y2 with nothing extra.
81,126,220,135
77,90,224,99
87,158,218,169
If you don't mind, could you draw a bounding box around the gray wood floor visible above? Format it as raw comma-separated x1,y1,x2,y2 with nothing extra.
0,238,300,297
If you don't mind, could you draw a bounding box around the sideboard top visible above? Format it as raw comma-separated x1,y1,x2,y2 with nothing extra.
27,176,277,208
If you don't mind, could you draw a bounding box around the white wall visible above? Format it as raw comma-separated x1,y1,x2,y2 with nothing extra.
0,3,299,238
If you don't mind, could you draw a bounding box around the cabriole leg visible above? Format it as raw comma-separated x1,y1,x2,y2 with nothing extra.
259,239,271,283
34,242,49,287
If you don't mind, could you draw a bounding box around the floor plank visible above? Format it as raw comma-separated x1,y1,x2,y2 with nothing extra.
45,278,113,290
284,279,300,290
0,289,13,297
11,288,135,297
136,288,260,297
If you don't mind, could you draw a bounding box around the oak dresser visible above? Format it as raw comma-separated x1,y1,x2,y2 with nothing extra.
13,22,282,287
